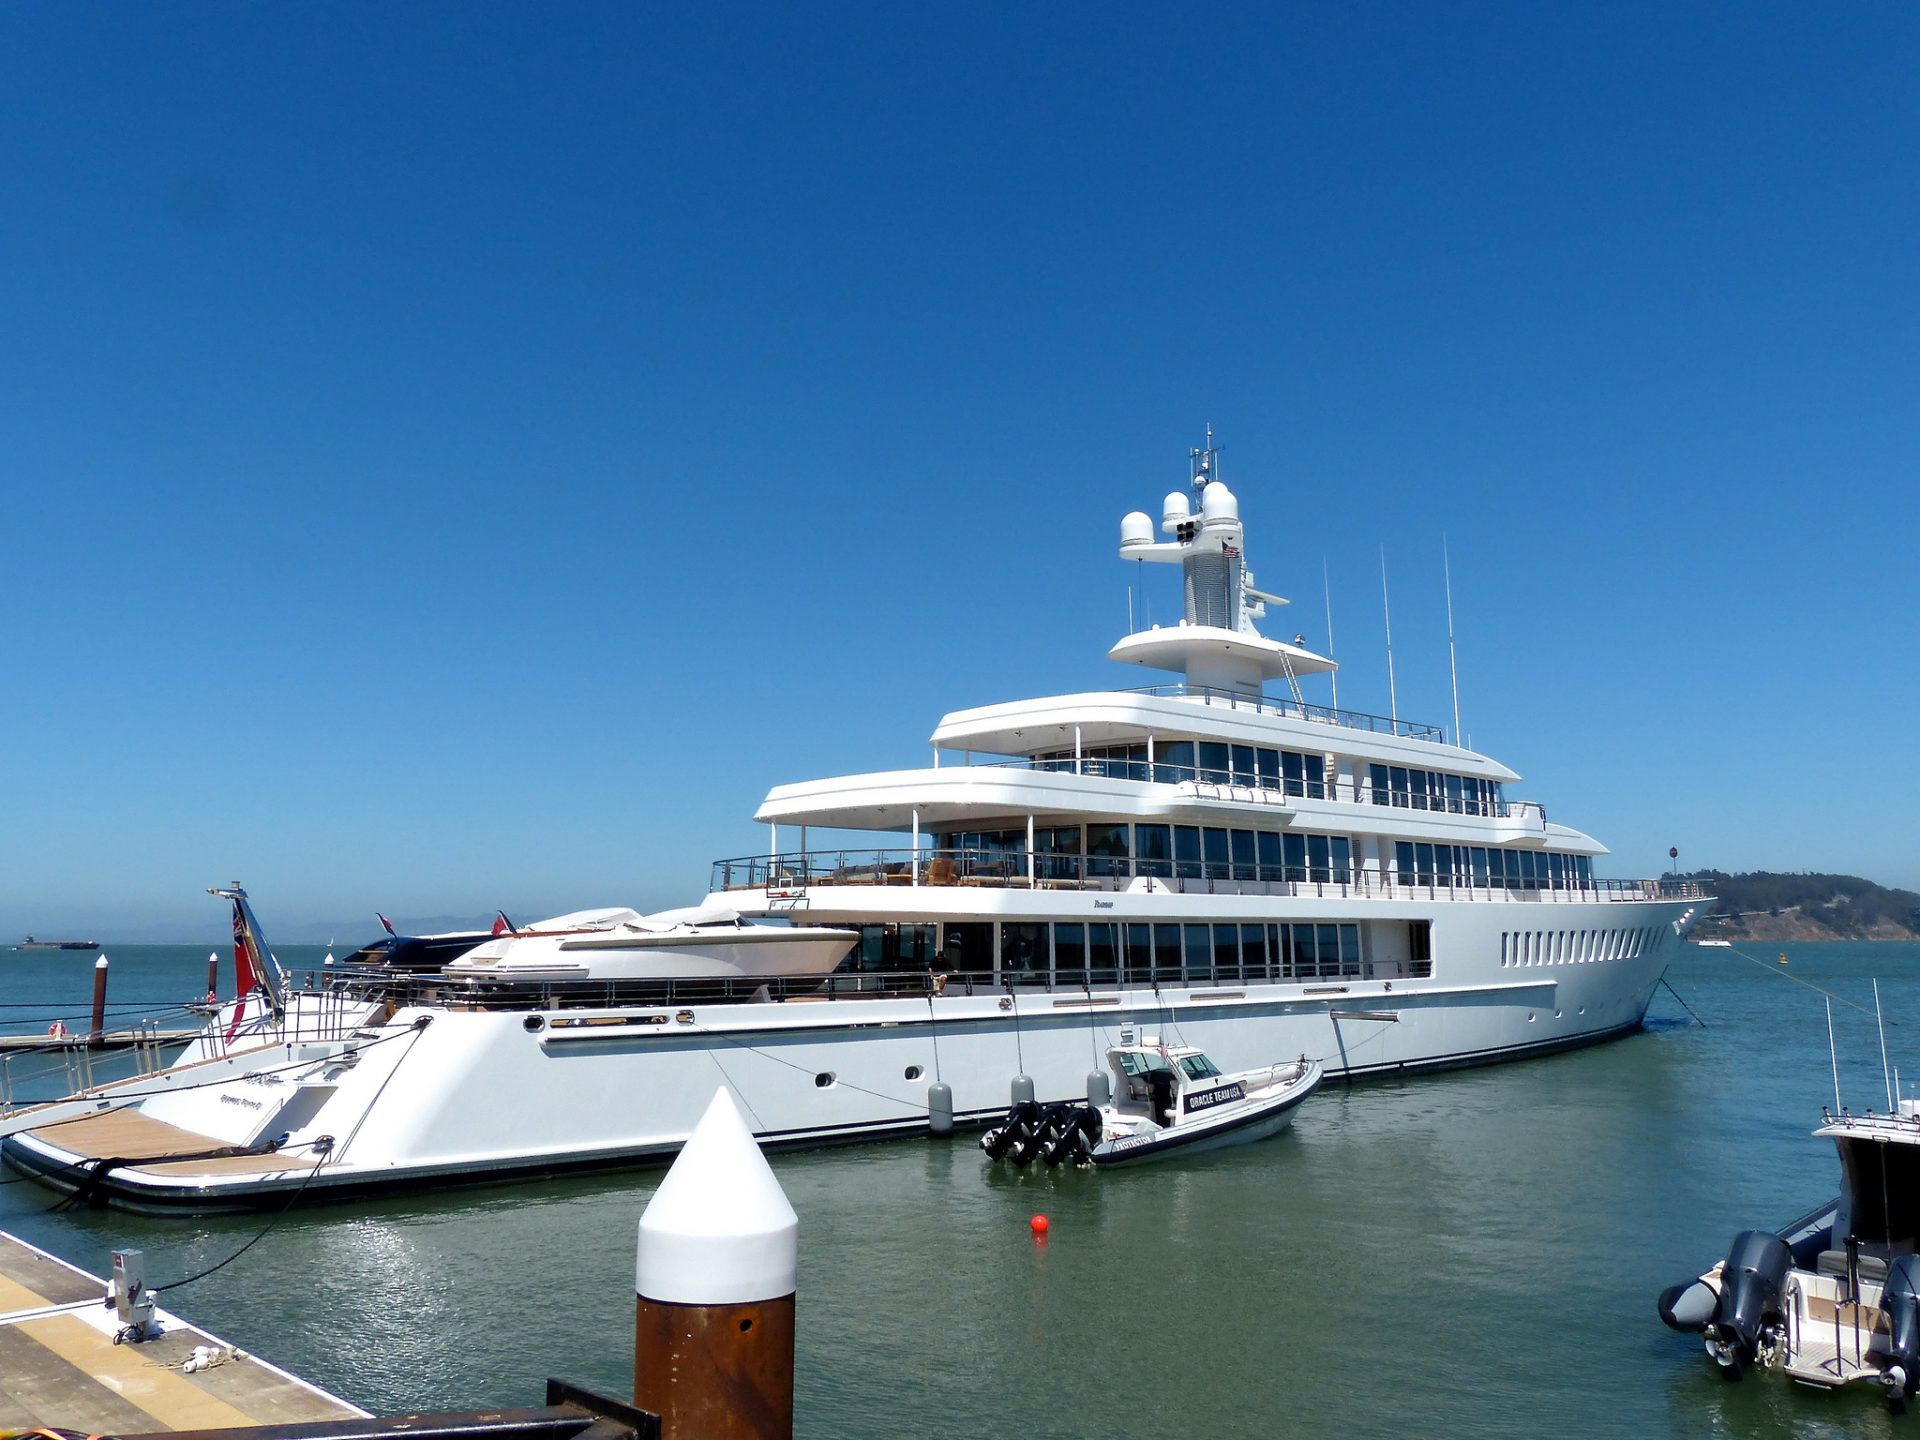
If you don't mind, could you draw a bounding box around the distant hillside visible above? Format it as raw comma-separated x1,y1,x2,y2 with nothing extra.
1689,871,1920,941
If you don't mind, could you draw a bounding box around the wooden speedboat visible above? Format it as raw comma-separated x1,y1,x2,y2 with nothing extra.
981,1038,1321,1169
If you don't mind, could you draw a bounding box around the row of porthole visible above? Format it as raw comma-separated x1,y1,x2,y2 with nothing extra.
816,1064,928,1089
1525,1008,1586,1022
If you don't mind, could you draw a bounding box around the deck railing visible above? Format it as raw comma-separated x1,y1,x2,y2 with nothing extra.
951,758,1546,823
1112,683,1447,741
713,848,1710,903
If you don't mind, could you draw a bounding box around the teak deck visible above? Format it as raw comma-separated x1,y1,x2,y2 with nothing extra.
22,1108,322,1177
0,1229,364,1433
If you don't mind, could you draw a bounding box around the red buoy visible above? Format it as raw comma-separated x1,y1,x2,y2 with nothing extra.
1030,1214,1049,1236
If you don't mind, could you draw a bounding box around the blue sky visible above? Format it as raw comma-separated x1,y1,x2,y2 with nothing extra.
4,3,1916,939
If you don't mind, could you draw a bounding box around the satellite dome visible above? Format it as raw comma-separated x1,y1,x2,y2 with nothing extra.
1199,481,1240,524
1120,511,1154,548
1161,491,1191,532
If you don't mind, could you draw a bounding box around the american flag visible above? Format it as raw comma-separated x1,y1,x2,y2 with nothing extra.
1221,542,1240,558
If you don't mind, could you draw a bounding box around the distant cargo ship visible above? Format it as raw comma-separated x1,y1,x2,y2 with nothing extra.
16,937,99,951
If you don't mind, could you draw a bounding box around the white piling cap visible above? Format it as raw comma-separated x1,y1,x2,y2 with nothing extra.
95,955,109,968
636,1087,797,1305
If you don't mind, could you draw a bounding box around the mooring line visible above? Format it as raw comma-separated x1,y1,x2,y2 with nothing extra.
1713,943,1894,1023
1658,975,1708,1028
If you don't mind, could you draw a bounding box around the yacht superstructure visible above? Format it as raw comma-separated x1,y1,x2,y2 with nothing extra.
0,436,1706,1211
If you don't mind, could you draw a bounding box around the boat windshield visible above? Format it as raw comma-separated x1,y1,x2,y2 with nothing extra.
1117,1051,1173,1078
1179,1053,1223,1081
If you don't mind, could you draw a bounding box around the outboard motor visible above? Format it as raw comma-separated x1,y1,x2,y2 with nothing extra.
1879,1253,1920,1412
1705,1230,1793,1378
1012,1104,1073,1168
980,1100,1039,1160
1042,1106,1102,1167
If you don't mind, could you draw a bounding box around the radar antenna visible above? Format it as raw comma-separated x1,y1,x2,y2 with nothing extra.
1190,425,1220,496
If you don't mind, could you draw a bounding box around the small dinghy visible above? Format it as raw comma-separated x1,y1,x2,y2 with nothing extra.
980,1037,1321,1170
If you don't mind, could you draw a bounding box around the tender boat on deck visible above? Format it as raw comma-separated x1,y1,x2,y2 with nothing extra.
444,901,857,983
1658,1102,1920,1410
981,1038,1320,1168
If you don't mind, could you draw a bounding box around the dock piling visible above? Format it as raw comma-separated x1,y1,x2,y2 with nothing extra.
90,954,109,1047
634,1087,796,1440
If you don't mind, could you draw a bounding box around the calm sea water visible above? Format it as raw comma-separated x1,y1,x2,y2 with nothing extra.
5,941,1920,1438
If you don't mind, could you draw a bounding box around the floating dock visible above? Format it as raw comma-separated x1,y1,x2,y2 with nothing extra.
0,1029,198,1052
0,1229,365,1434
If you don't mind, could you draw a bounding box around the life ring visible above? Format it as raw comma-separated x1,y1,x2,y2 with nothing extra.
48,1020,66,1039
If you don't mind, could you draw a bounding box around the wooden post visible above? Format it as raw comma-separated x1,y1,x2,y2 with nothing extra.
635,1088,796,1440
89,956,109,1047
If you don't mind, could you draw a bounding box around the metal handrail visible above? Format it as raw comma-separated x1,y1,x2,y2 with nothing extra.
1113,683,1447,741
942,757,1544,822
715,847,1710,902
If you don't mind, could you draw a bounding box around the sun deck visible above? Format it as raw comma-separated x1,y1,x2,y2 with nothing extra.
15,1108,325,1179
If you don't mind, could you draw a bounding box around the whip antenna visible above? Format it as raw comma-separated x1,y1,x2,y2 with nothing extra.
1828,998,1843,1114
1323,557,1339,711
1444,535,1462,745
1380,547,1398,723
1878,978,1893,1111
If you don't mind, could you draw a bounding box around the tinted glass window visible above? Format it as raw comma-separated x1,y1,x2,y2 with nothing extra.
1053,923,1086,985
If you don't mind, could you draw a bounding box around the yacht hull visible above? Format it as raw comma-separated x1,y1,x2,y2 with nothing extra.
0,894,1686,1212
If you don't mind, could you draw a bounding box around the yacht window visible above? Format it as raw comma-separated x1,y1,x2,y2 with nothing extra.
940,922,988,974
1087,824,1131,878
1036,826,1082,882
1183,924,1214,983
1289,924,1319,976
1157,739,1196,784
1242,924,1269,980
1087,923,1119,985
999,922,1047,981
1213,923,1241,980
1199,742,1231,783
1180,1053,1223,1081
1202,827,1231,879
1257,831,1282,882
1309,835,1334,883
1231,744,1257,784
1313,925,1344,983
1257,748,1281,789
1332,837,1353,884
1286,833,1309,883
1230,829,1257,880
1368,763,1390,804
1174,826,1203,879
1124,923,1154,984
1153,923,1183,983
1054,923,1087,986
1135,824,1173,878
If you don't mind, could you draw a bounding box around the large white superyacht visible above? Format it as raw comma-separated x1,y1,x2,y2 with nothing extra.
1,436,1708,1210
